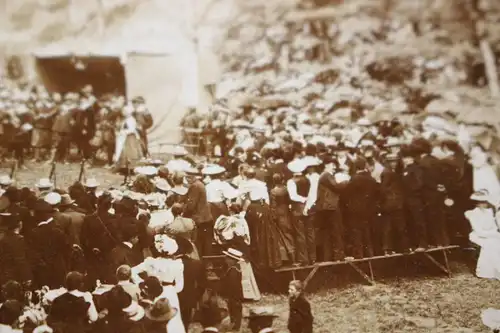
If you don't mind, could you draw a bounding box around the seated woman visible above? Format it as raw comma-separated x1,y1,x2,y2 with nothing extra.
465,190,500,280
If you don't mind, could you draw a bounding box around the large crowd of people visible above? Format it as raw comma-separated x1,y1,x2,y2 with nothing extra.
0,82,152,170
0,74,499,332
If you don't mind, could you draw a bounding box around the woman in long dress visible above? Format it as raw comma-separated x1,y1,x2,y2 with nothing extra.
114,104,144,171
131,234,186,333
245,187,282,269
465,190,500,280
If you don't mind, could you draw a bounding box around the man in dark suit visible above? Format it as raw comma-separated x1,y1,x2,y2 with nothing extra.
343,157,380,259
380,154,409,254
400,145,427,251
80,193,119,285
27,199,71,289
0,212,32,288
108,223,143,282
184,167,213,257
315,156,348,261
412,138,450,247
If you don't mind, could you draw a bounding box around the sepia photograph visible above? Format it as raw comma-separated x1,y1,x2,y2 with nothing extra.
0,0,500,332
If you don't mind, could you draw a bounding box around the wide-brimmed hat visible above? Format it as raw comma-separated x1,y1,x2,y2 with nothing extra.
145,298,178,322
287,159,307,174
84,178,100,188
154,178,171,192
35,178,53,189
134,166,158,177
222,248,244,261
202,164,226,176
172,146,189,157
185,166,201,176
0,175,13,186
245,306,278,319
60,194,75,206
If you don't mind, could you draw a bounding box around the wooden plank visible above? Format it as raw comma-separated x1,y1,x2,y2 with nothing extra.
303,266,320,288
422,252,450,276
347,262,375,285
274,246,461,273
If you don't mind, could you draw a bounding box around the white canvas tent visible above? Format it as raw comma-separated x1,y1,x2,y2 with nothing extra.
31,35,215,152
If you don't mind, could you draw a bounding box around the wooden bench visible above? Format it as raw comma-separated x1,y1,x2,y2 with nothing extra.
274,245,461,287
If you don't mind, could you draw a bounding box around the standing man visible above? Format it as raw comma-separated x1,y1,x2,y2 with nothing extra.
343,157,380,259
287,159,310,266
74,85,97,162
184,166,213,257
315,156,348,261
412,138,450,247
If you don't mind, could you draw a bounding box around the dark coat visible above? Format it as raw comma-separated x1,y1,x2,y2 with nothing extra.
184,179,213,224
53,211,77,245
315,171,346,211
400,164,424,202
60,207,86,246
380,167,405,211
0,231,32,285
343,171,380,218
288,295,314,333
108,243,144,277
220,264,243,301
418,155,445,198
48,292,90,333
80,211,119,257
27,222,71,288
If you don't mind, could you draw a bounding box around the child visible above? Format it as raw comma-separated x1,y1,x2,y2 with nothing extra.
288,280,313,333
220,248,244,331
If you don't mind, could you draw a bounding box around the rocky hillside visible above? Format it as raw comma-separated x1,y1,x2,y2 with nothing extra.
216,0,500,140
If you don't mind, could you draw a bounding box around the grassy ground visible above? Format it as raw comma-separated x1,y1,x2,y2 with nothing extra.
0,161,497,333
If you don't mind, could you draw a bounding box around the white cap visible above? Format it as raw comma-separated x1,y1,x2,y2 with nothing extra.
134,166,158,176
202,164,226,176
44,192,62,206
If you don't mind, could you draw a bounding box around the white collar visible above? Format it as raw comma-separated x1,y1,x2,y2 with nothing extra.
203,328,219,332
259,328,274,333
38,217,54,226
68,290,84,297
118,280,133,285
123,241,133,249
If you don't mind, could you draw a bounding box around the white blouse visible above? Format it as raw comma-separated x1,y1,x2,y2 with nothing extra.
132,257,184,293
